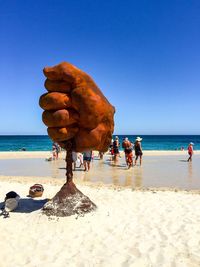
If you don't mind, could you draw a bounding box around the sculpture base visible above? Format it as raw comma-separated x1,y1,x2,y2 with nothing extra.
43,181,97,217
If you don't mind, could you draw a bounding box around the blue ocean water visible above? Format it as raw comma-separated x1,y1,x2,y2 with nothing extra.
0,135,199,151
113,135,200,151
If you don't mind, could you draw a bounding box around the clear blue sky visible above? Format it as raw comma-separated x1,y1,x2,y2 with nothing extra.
1,0,200,135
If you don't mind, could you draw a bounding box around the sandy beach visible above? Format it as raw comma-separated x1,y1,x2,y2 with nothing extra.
1,151,200,267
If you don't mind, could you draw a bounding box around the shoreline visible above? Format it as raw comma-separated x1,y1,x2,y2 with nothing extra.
0,150,200,159
0,151,200,191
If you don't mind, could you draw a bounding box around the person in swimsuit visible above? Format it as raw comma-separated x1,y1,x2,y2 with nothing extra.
72,151,78,170
187,142,194,162
113,136,120,162
109,139,114,160
77,152,84,167
134,137,143,166
122,137,133,168
52,142,58,160
83,151,92,171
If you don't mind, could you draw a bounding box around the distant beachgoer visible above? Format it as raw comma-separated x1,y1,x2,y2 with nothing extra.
72,151,78,170
122,137,128,150
77,152,84,167
113,136,120,162
52,143,58,160
52,142,61,160
56,143,61,157
109,139,114,160
122,137,133,168
98,151,104,160
134,137,143,166
83,151,92,171
187,142,194,162
91,151,95,161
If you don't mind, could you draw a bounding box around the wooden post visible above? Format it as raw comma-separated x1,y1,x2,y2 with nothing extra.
65,140,73,183
43,139,97,216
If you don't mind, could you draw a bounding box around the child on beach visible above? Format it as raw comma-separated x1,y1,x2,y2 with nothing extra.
187,142,194,162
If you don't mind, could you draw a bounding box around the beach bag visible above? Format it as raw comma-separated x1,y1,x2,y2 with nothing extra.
5,191,20,211
0,191,20,218
29,184,44,198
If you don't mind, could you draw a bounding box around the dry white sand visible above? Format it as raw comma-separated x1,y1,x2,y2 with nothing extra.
1,178,200,267
0,152,200,267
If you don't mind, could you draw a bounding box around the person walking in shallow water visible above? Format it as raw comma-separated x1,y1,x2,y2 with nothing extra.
187,142,194,162
134,137,143,166
83,151,92,171
113,136,120,163
122,137,133,168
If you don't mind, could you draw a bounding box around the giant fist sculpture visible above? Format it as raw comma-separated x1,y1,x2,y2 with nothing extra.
40,62,115,217
39,62,115,152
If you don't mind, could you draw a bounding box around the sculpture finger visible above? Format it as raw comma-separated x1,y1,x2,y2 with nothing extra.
39,92,71,111
44,79,71,93
47,126,79,142
42,109,79,127
43,62,80,83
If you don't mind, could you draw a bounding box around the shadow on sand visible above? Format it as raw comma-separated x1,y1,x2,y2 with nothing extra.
0,198,48,213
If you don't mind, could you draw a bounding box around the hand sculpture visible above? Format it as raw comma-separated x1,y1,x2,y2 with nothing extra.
39,62,115,152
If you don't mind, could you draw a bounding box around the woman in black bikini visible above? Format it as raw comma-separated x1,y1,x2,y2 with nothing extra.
113,136,120,162
134,137,143,166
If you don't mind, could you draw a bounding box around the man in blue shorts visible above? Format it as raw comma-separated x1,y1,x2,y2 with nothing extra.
83,151,92,171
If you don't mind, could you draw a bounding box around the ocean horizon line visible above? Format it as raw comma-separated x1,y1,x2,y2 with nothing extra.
0,134,200,136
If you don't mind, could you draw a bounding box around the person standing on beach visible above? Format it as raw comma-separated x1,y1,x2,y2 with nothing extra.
52,142,61,160
187,142,194,162
113,136,120,163
98,151,104,160
134,137,143,166
52,142,58,160
77,152,84,168
72,151,78,170
83,151,92,171
109,139,114,160
122,137,133,168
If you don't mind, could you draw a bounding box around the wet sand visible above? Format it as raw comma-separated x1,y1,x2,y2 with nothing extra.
0,151,200,190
